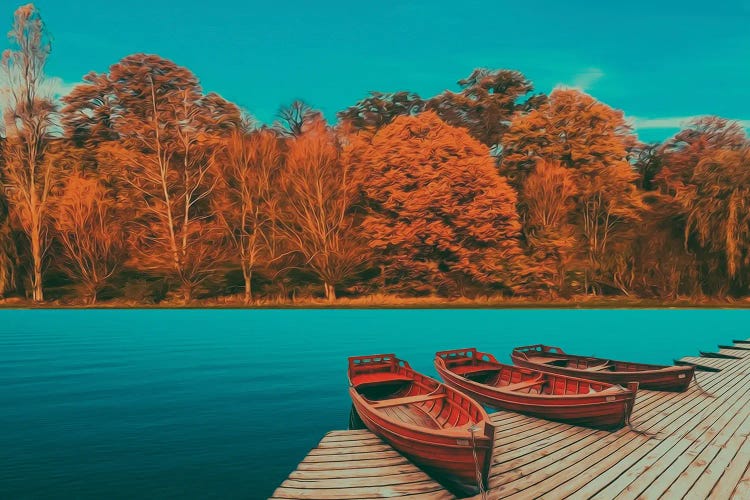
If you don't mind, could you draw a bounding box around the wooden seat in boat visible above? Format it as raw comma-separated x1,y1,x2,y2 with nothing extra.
504,378,545,391
371,393,446,408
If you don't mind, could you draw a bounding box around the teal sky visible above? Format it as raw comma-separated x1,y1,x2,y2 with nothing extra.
14,0,750,143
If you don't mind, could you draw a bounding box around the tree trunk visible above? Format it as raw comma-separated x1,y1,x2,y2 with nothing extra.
243,267,252,305
583,269,589,297
324,282,336,302
30,219,43,302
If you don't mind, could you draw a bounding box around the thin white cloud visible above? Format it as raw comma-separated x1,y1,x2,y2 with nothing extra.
557,67,604,92
0,76,80,106
572,67,604,91
631,115,750,129
43,77,80,98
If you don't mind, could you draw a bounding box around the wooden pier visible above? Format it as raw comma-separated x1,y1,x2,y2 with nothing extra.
271,341,750,499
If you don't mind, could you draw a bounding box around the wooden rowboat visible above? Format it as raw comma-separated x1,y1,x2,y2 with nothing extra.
435,348,637,430
348,353,494,495
511,344,694,392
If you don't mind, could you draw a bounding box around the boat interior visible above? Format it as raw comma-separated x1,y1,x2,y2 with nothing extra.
438,348,614,396
349,354,485,430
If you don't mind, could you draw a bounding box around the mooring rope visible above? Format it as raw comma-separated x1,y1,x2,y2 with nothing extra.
692,374,716,398
469,425,487,500
626,414,659,438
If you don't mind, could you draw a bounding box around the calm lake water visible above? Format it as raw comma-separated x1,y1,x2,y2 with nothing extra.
0,309,746,499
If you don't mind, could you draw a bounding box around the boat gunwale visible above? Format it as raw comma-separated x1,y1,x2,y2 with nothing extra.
434,350,634,402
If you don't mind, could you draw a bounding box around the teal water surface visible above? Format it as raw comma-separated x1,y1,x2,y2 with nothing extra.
0,309,745,499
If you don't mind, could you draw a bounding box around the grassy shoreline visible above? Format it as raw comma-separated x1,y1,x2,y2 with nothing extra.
2,294,750,309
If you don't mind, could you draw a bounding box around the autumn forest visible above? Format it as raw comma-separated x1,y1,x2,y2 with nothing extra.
0,4,748,306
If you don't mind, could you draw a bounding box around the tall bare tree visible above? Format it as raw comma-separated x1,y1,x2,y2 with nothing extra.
67,55,240,301
0,4,57,301
214,125,282,303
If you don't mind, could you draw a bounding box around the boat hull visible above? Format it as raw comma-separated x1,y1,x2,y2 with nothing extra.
349,389,493,494
510,348,694,392
436,363,635,429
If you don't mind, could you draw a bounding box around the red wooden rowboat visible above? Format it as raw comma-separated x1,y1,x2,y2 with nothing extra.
511,344,695,392
348,354,494,495
435,348,637,430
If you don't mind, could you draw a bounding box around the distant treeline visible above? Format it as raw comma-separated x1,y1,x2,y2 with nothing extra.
0,4,748,305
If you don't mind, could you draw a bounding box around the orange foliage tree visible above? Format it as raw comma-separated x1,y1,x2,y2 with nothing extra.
656,117,747,197
64,55,241,301
502,89,643,294
277,118,365,301
654,118,750,294
522,159,578,293
53,174,125,303
338,91,425,132
686,148,750,290
213,125,283,303
350,111,527,296
428,69,546,150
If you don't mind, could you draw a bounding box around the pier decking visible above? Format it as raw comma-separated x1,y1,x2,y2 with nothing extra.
271,341,750,499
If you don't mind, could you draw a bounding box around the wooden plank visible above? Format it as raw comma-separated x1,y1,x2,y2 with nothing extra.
318,437,383,448
681,355,730,365
307,444,394,456
296,456,410,471
719,347,750,358
322,432,378,443
719,345,750,351
701,351,742,360
302,451,401,464
325,429,372,438
281,471,435,489
269,494,454,500
272,481,449,499
732,464,750,499
289,465,434,480
674,360,722,372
